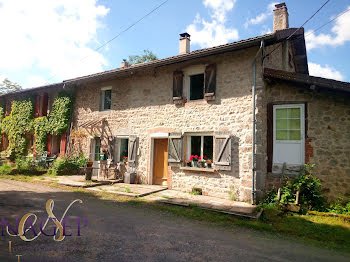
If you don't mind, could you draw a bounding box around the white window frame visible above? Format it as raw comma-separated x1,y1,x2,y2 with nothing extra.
186,132,214,160
273,104,305,165
116,136,129,163
101,86,112,111
184,65,205,102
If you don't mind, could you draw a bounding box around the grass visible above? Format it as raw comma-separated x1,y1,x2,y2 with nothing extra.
0,175,349,253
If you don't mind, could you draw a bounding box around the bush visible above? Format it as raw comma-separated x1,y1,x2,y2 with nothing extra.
14,157,46,175
0,162,13,175
47,153,88,176
262,164,326,212
328,197,350,215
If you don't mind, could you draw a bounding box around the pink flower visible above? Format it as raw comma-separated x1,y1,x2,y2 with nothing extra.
198,156,201,160
194,155,198,159
189,155,194,161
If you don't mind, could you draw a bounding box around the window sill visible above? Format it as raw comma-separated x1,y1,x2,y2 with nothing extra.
180,167,215,173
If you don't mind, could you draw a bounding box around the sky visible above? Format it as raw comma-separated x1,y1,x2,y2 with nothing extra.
0,0,349,88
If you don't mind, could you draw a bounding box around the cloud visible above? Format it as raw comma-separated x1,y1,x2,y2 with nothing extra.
308,62,344,81
186,0,239,48
0,0,109,85
244,2,277,28
306,6,350,50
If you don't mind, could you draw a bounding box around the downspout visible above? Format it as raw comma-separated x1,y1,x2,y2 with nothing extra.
251,40,265,205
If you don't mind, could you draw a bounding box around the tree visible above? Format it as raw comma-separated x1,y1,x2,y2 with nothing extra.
127,49,158,65
0,78,22,95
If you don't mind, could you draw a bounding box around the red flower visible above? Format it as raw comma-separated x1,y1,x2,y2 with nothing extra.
194,155,198,159
189,155,194,161
203,155,207,160
198,156,201,160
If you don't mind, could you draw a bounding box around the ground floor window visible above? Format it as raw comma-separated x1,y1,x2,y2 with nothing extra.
187,134,213,161
94,138,101,161
118,138,129,162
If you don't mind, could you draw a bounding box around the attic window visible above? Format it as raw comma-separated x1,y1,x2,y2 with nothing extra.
190,74,204,101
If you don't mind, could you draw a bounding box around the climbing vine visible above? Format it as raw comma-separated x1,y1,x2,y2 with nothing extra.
0,92,73,158
1,99,34,158
47,92,73,135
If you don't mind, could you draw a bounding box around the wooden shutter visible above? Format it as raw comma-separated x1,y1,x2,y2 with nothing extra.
34,95,40,118
214,134,231,170
41,93,48,116
46,134,52,156
267,103,273,172
168,133,183,165
128,135,138,163
204,64,216,101
173,71,183,104
60,133,67,155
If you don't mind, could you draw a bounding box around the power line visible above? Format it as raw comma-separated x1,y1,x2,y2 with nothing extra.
305,7,350,37
264,0,330,58
45,0,169,84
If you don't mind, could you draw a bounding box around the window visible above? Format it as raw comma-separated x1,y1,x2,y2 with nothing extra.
187,135,213,161
101,87,112,111
118,138,129,162
273,104,305,165
275,107,301,140
189,74,204,101
94,138,101,161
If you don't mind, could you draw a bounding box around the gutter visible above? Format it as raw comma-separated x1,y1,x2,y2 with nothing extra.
251,40,265,205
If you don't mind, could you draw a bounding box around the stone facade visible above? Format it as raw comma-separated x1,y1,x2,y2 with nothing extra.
71,47,265,202
260,82,350,200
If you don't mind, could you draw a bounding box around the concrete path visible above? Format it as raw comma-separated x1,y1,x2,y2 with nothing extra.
0,179,349,262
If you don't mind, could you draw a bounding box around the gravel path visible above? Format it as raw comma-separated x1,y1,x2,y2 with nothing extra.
0,179,348,262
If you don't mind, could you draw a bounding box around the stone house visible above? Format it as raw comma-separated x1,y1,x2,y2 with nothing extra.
1,3,349,203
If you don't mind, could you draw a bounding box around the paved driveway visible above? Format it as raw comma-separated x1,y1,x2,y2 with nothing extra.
0,179,348,262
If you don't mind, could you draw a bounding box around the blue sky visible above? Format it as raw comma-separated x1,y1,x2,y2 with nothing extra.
0,0,349,88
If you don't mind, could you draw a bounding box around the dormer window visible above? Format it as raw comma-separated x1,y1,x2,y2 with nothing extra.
101,87,112,111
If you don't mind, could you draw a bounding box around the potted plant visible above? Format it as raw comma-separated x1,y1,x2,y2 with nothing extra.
190,155,199,167
123,156,128,165
206,159,212,168
199,157,206,168
92,132,101,138
185,160,192,167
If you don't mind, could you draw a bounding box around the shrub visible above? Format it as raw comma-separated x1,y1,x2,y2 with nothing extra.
47,153,88,176
328,197,350,215
0,162,13,175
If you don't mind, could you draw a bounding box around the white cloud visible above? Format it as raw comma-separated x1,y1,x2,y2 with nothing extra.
0,0,109,85
306,6,350,50
186,0,238,48
244,2,277,28
308,62,344,81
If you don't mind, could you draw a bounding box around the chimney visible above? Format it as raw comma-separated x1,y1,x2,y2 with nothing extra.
121,59,129,68
179,33,190,55
273,3,289,32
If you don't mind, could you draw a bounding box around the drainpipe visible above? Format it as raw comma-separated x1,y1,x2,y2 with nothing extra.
251,40,264,205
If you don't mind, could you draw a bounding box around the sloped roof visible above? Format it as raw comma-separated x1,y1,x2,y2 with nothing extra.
264,68,350,94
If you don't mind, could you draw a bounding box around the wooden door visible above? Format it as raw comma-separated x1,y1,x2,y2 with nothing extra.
153,139,168,185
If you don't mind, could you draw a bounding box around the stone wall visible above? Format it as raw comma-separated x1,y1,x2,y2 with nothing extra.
260,81,350,200
71,47,267,202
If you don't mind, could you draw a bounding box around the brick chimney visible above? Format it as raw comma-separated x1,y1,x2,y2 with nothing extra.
121,59,129,68
179,33,190,55
273,3,289,32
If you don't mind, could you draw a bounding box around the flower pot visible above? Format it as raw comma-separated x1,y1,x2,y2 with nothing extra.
207,163,212,168
199,162,206,168
186,162,192,167
124,172,136,184
87,161,93,167
192,160,198,167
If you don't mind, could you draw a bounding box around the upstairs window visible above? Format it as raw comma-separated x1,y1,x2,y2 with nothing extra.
101,87,112,111
189,74,204,101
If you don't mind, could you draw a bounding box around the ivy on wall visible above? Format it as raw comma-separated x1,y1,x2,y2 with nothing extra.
0,92,73,158
1,99,34,158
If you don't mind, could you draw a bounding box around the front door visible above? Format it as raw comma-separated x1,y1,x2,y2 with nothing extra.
153,139,168,185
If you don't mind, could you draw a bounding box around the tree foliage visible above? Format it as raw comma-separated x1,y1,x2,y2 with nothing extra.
127,49,158,65
0,78,22,95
